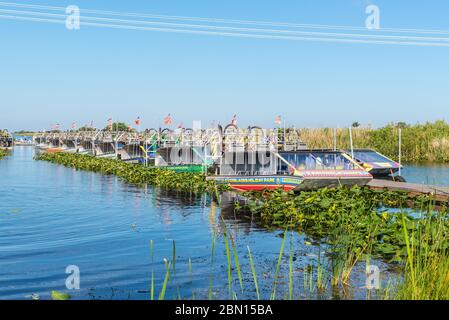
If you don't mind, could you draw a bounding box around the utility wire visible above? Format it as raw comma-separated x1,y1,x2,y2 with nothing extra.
1,8,449,43
2,13,449,47
1,1,449,36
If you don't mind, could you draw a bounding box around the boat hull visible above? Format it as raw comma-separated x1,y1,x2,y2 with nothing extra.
208,171,372,192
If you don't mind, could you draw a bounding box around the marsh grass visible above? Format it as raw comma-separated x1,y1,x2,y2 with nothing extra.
247,246,260,300
229,233,244,294
223,230,233,298
394,206,449,300
270,229,288,300
208,229,217,300
159,258,171,300
299,121,449,163
150,240,155,301
288,234,294,300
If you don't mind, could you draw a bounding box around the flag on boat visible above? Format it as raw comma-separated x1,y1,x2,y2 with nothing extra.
71,122,77,130
53,123,61,131
107,118,113,130
178,122,184,129
275,115,282,125
163,114,173,126
231,114,237,126
135,117,141,126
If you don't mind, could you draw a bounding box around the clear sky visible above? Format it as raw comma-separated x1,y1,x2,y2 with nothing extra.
1,0,448,131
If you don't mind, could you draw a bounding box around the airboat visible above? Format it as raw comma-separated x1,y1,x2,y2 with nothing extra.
207,149,373,192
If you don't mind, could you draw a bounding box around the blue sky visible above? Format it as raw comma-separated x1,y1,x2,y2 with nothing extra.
1,0,448,131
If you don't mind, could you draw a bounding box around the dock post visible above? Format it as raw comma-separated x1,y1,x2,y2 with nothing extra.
399,127,402,176
349,126,354,159
333,128,337,151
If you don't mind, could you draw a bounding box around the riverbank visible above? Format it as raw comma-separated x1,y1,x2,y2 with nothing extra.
299,121,449,163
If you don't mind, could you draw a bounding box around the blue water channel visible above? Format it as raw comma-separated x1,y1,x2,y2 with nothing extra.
0,147,447,300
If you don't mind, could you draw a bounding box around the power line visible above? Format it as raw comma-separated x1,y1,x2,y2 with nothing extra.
1,1,449,36
2,13,449,47
1,8,449,43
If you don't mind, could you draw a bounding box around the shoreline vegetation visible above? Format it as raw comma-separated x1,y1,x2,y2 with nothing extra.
35,152,228,195
36,152,449,300
299,121,449,163
0,149,9,159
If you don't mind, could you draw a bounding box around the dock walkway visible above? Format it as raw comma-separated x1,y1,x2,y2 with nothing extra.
367,179,449,204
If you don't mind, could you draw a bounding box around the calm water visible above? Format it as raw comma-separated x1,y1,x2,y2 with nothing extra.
0,147,447,300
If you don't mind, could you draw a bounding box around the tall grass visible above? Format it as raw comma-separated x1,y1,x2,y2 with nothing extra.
395,209,449,300
150,240,155,300
299,120,449,163
159,258,171,300
270,229,288,300
247,246,260,300
223,230,233,298
208,229,217,300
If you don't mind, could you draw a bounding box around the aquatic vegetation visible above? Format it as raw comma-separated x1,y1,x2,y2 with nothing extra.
236,187,449,263
35,152,229,194
393,211,449,300
159,258,171,300
233,186,449,299
0,149,9,159
299,120,449,163
150,240,155,301
270,229,287,300
51,290,71,301
247,246,260,300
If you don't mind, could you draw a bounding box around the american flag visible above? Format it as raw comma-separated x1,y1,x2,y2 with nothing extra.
231,114,237,126
135,117,141,126
71,122,77,130
275,115,282,125
163,114,173,126
53,123,61,131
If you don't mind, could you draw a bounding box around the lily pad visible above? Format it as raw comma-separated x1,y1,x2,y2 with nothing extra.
51,291,71,301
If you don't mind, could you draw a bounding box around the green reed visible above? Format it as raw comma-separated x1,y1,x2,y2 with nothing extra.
159,258,171,300
230,234,244,294
247,246,260,300
208,229,216,300
270,228,288,300
223,230,233,298
393,203,449,300
150,240,155,301
288,234,294,300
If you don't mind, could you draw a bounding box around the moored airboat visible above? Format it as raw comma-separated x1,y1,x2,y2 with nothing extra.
207,149,373,192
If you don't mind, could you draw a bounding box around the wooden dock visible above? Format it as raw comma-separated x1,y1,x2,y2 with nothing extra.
367,179,449,204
